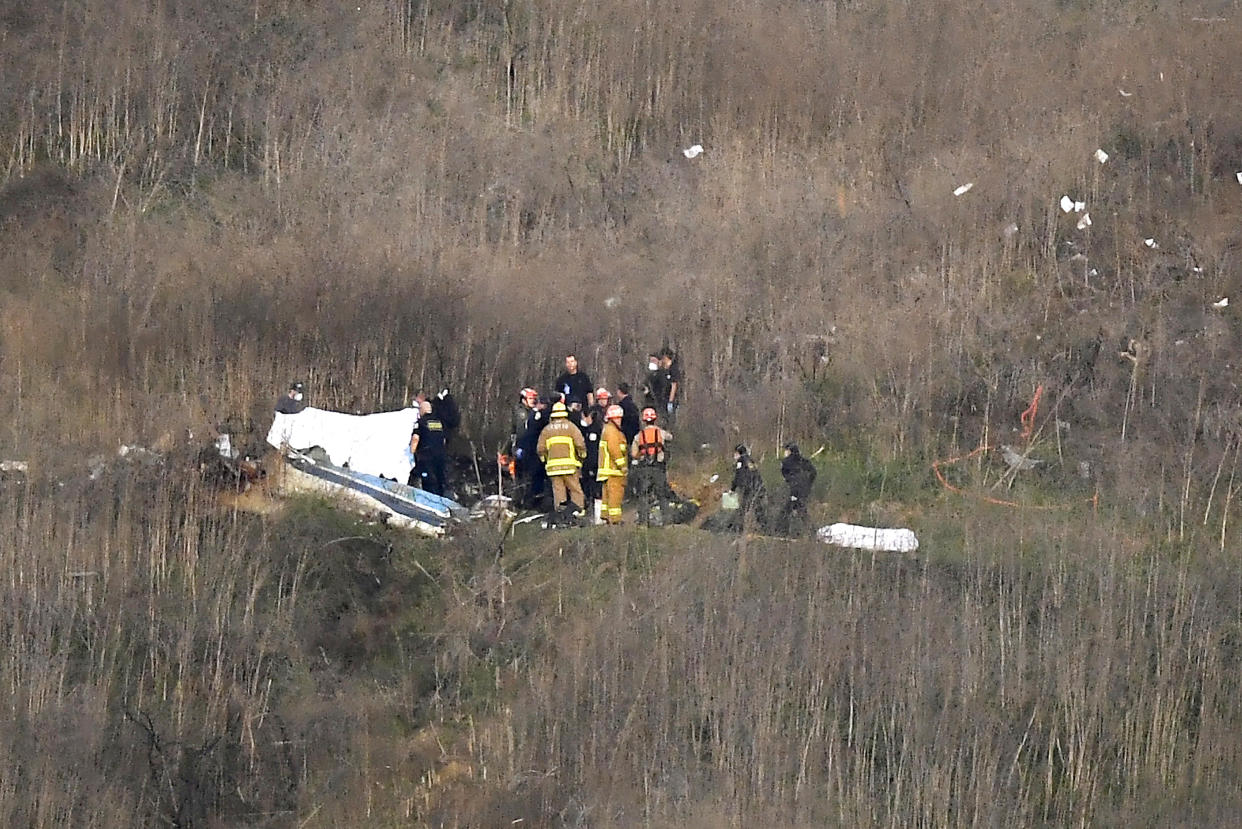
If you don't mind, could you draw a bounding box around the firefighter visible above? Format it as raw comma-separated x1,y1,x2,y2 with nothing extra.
597,404,629,524
537,401,588,516
779,442,817,535
730,444,768,531
629,406,673,526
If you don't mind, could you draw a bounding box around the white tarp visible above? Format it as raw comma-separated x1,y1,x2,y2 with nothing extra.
817,522,919,553
267,406,418,482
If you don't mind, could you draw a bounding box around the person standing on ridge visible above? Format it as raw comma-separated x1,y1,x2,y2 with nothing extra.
597,404,629,525
577,399,603,516
779,442,817,535
554,354,594,412
537,401,588,516
657,347,682,426
513,388,547,509
640,354,666,412
730,444,768,532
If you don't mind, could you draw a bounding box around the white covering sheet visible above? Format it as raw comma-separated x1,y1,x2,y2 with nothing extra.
267,406,419,482
817,523,919,553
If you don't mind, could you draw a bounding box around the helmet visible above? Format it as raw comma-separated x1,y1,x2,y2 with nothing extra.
595,387,611,402
520,387,538,405
605,404,623,421
550,401,568,418
641,406,658,423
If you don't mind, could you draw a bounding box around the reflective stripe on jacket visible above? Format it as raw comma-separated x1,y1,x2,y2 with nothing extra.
538,418,586,476
597,423,629,481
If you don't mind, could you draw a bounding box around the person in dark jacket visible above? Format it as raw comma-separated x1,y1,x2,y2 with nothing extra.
779,442,817,535
274,381,307,414
419,387,460,435
410,400,448,496
731,444,768,531
553,354,594,411
616,382,641,446
577,401,603,514
640,354,666,412
513,388,548,509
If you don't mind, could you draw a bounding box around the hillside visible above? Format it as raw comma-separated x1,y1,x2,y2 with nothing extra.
3,0,1242,824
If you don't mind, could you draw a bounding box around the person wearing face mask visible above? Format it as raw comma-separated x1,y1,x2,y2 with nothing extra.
640,354,666,412
275,381,307,414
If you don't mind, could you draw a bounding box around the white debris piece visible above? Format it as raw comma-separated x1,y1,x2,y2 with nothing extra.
682,144,704,159
1144,238,1159,249
1095,148,1110,164
1000,445,1042,471
1236,172,1242,184
1077,213,1092,230
1003,222,1019,238
604,296,619,309
1119,88,1133,97
1213,297,1229,309
953,182,974,196
1060,195,1075,213
0,460,29,474
817,523,919,553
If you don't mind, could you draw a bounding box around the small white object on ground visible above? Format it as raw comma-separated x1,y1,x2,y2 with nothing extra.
1213,297,1229,308
1095,149,1109,164
604,296,619,308
1060,195,1074,213
683,144,704,159
1144,238,1159,249
1000,444,1042,471
953,182,973,196
818,523,919,553
1003,222,1019,238
1077,213,1092,230
708,473,719,483
1119,88,1133,97
0,460,29,473
1236,172,1242,184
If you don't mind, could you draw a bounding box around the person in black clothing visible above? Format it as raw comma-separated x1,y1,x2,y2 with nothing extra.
419,387,460,436
410,400,448,496
657,347,682,425
514,390,549,509
616,382,641,446
553,354,594,412
640,354,666,411
274,381,307,414
577,401,603,514
731,444,768,531
779,442,817,535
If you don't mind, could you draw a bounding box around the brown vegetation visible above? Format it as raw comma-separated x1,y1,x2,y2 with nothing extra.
4,0,1242,824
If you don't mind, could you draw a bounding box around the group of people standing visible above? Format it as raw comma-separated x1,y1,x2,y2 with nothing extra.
511,352,682,524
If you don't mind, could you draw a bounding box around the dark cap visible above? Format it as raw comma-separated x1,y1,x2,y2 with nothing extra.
783,442,800,455
290,381,305,392
734,444,749,456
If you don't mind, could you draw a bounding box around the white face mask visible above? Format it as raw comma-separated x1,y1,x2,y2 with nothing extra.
648,361,659,371
293,392,303,401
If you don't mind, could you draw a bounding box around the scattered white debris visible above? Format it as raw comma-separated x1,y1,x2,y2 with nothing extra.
215,434,237,460
1175,339,1187,346
708,474,720,483
1119,88,1133,97
604,296,619,309
1095,148,1110,164
682,144,704,159
1003,222,1019,238
1000,445,1043,471
1089,268,1099,277
1144,238,1159,249
953,182,974,196
817,523,919,553
1077,213,1092,230
0,460,29,474
1213,297,1229,309
1192,266,1204,274
1236,172,1242,184
1060,195,1074,213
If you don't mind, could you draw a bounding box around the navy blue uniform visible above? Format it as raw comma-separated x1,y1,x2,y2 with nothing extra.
414,415,448,496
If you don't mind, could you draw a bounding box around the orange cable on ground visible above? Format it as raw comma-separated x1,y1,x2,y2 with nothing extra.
932,444,1097,510
1019,384,1043,441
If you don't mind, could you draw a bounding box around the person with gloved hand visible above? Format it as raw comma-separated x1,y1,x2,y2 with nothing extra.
779,442,817,536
